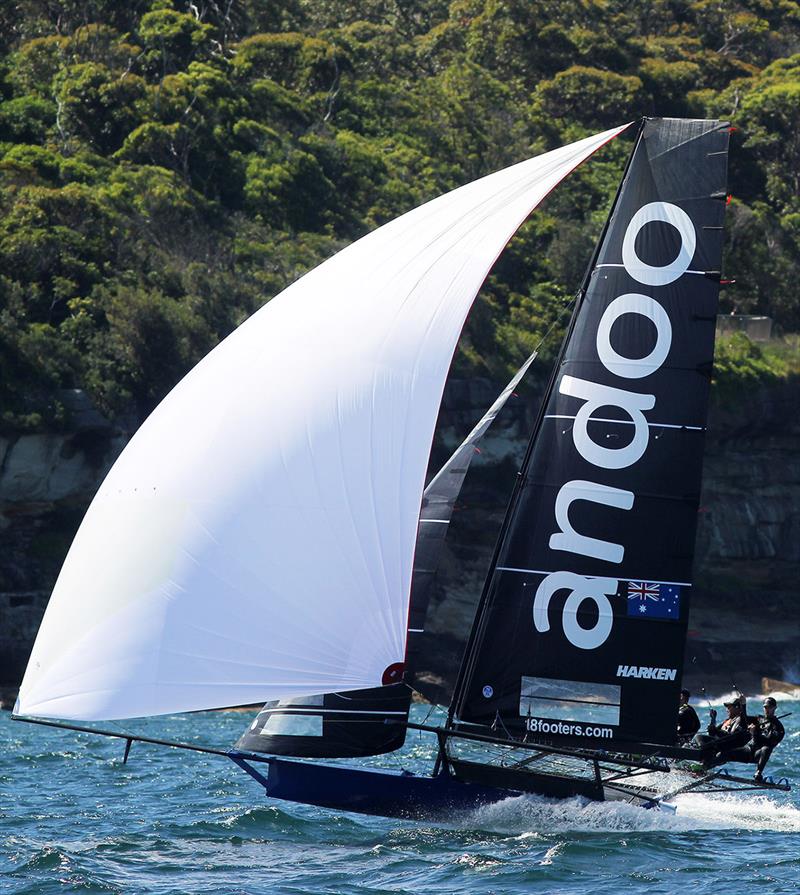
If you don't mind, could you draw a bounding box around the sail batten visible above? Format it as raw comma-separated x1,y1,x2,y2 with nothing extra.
17,125,629,722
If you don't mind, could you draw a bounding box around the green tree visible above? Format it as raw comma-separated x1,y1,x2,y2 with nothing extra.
55,62,147,152
534,66,646,127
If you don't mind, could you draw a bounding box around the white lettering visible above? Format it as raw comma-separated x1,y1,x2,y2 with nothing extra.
559,375,655,470
535,197,698,654
525,717,613,738
615,665,678,681
622,201,696,286
550,480,633,564
596,293,672,379
533,571,617,650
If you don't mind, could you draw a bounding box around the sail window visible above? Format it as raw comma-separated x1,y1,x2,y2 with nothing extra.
254,695,325,737
260,712,324,737
275,696,323,707
519,676,621,726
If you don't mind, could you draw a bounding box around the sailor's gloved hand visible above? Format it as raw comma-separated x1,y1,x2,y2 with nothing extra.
709,709,717,721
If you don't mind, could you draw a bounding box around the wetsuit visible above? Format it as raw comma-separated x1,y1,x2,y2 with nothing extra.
722,715,785,776
677,703,700,738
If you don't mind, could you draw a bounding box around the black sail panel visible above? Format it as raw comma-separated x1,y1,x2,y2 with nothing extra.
454,119,729,749
407,349,538,703
235,685,410,758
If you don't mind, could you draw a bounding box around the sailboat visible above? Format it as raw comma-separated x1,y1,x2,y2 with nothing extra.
13,118,790,818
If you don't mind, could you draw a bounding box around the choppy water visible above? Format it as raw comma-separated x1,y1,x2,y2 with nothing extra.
2,698,799,894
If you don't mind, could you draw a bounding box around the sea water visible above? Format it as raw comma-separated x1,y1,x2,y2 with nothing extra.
2,698,799,894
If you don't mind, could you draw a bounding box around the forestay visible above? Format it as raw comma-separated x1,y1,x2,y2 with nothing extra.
17,125,628,721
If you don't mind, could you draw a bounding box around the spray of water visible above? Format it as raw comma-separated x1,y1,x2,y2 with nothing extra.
468,789,800,835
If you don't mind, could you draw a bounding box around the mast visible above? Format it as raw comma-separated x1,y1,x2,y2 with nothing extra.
449,119,730,749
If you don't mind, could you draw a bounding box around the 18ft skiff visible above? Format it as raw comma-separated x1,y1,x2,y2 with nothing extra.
14,118,790,817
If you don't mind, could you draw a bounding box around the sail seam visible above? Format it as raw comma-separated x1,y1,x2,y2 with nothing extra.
594,263,709,275
544,414,705,431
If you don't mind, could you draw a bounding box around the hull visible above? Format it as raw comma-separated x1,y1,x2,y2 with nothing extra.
260,757,518,819
232,755,664,820
450,758,663,807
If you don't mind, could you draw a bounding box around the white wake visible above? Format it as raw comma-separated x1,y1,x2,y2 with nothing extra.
468,789,800,834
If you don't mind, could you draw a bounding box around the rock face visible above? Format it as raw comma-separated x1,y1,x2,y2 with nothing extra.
1,377,798,705
0,391,132,700
688,377,800,695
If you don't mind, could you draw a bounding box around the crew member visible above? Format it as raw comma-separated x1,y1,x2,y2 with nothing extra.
677,689,700,741
715,696,785,781
693,695,748,765
750,696,785,781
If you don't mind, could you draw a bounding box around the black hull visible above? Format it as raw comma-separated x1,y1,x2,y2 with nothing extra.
449,757,604,801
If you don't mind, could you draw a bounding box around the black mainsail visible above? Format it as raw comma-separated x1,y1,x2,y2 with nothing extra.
451,118,730,750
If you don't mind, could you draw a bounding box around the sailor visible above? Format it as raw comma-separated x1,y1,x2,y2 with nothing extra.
677,689,700,741
749,696,785,781
693,694,749,763
716,696,786,781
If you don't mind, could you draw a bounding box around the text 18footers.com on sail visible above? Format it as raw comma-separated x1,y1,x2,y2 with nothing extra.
525,719,614,738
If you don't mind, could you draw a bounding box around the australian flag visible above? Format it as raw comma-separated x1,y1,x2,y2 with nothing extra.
626,581,682,619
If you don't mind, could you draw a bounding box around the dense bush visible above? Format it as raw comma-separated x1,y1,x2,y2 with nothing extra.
0,0,798,430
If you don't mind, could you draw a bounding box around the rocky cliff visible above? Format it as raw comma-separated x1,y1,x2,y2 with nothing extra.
1,376,798,707
689,376,800,694
0,390,133,705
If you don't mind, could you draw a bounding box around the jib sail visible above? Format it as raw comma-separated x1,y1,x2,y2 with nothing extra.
451,119,730,749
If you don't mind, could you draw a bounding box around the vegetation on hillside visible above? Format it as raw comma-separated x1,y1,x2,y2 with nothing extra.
0,0,798,429
713,331,800,400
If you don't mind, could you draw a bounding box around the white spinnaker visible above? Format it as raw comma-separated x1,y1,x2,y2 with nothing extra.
17,125,628,720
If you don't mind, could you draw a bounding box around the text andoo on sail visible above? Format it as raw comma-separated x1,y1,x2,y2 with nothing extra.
14,118,791,818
